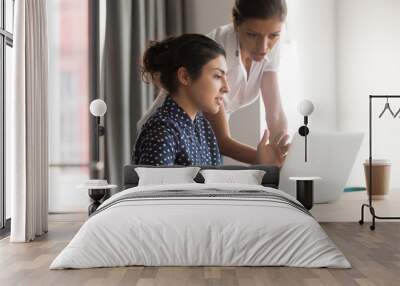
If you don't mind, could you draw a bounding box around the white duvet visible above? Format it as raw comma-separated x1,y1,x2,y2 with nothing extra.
50,183,351,269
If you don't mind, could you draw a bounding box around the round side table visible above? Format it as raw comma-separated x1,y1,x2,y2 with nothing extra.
289,177,321,210
78,183,117,215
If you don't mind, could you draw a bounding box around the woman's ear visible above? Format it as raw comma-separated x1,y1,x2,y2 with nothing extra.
177,67,192,86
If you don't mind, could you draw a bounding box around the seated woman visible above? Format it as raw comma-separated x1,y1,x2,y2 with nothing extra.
134,34,285,166
133,34,229,166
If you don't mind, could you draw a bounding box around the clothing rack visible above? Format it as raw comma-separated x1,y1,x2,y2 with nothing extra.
359,95,400,230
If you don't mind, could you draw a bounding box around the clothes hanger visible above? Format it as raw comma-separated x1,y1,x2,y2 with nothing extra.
378,97,396,118
394,105,400,118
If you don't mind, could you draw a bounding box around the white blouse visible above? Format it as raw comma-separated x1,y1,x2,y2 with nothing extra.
137,23,281,131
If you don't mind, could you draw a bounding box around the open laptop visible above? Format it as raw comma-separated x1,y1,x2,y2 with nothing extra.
279,131,364,203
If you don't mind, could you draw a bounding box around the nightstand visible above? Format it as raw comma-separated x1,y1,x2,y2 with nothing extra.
289,177,321,210
78,180,117,215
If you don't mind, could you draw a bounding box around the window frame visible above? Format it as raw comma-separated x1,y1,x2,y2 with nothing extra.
0,0,14,235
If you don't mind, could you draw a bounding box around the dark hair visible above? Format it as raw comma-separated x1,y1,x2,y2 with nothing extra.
233,0,287,25
142,34,226,93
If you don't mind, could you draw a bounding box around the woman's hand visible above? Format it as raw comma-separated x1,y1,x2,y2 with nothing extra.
256,129,290,167
276,131,290,160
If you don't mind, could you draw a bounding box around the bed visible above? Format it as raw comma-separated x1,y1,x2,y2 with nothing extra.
50,165,350,269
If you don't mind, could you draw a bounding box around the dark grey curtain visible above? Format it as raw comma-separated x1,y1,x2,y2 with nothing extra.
102,0,186,185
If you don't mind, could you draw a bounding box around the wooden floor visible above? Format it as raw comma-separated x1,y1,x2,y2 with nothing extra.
310,191,400,222
1,216,400,286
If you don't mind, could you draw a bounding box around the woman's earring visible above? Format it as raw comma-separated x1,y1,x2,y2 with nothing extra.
235,49,239,57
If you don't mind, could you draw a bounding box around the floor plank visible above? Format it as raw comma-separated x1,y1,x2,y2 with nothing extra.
1,216,400,286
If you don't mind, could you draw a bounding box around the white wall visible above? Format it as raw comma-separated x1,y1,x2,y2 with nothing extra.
337,0,400,188
281,0,337,135
185,0,234,34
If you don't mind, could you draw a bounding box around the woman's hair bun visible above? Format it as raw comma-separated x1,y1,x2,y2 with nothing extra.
141,34,225,93
142,38,176,81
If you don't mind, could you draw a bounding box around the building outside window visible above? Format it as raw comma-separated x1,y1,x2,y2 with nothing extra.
48,0,90,212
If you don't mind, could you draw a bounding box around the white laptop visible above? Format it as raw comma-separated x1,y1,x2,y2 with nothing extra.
279,131,364,203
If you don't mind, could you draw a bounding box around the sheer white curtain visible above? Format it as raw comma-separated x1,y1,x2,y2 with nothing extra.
7,0,49,242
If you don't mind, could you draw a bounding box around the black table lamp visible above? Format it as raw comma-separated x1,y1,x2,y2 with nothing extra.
89,99,107,162
297,99,314,162
87,99,108,215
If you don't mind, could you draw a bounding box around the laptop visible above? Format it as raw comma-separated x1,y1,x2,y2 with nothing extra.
279,131,364,203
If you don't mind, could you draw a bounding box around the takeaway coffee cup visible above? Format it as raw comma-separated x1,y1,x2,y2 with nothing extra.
363,159,391,200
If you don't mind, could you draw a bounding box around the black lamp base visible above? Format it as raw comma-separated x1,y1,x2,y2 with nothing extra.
88,188,106,215
298,126,309,137
296,180,314,210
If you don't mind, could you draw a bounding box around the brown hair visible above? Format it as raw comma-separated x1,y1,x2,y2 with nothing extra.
232,0,287,26
142,34,226,93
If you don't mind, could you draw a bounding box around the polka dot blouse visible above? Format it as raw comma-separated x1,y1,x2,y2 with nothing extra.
133,96,223,166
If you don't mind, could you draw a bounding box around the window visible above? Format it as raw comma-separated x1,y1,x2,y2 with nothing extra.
47,0,90,212
1,0,14,233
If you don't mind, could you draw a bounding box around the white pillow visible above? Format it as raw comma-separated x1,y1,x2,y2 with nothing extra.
200,169,266,185
135,167,201,186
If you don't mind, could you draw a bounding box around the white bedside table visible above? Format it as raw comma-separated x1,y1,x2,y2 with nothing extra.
289,177,321,210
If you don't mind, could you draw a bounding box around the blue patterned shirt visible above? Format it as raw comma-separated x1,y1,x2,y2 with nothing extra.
133,96,223,166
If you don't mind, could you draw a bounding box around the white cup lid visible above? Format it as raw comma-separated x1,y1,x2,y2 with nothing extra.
364,159,391,166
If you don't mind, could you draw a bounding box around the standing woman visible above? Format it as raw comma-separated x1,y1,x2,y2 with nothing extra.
138,0,289,166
